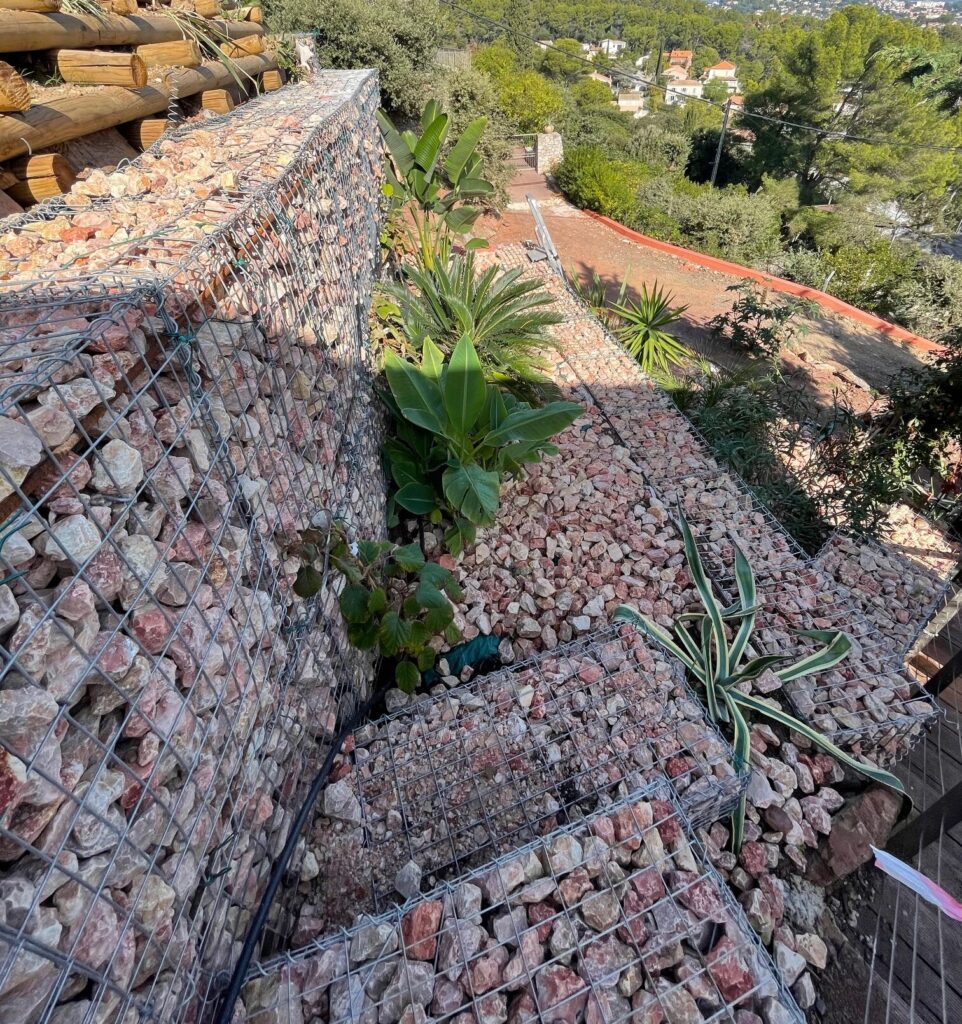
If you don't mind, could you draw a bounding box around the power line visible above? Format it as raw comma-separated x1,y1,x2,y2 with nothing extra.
438,0,962,156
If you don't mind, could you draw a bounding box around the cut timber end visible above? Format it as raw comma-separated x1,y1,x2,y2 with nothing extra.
172,0,219,16
261,68,283,92
53,48,148,87
0,59,30,111
240,4,263,22
201,88,234,114
121,116,169,149
135,39,202,68
6,151,76,203
0,0,60,10
219,34,264,58
103,0,137,13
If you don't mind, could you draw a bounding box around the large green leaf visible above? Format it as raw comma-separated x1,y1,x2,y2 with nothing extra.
443,116,487,183
379,611,411,657
394,483,438,516
339,584,371,624
775,630,852,682
421,336,445,380
442,334,487,438
393,543,426,573
729,542,757,666
482,401,582,446
413,113,449,178
384,351,444,434
613,605,698,674
376,109,415,177
442,462,500,524
730,690,905,794
293,564,323,599
723,690,752,852
395,660,420,694
678,513,728,683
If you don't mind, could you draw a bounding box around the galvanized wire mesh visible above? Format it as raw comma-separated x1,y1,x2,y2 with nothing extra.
487,242,943,766
240,782,803,1024
0,72,383,1024
295,626,747,935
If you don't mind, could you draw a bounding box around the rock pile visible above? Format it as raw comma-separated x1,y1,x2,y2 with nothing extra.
245,793,802,1024
0,73,383,1023
299,629,744,933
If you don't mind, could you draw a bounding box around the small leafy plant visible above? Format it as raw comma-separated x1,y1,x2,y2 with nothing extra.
294,525,461,693
384,252,564,404
378,100,494,270
710,281,813,360
383,334,581,554
612,281,690,373
614,511,904,851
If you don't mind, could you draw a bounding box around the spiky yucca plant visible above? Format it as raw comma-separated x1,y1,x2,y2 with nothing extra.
613,282,690,374
387,252,564,404
614,512,904,851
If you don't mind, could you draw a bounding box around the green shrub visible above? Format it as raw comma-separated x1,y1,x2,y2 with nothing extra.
554,146,648,223
624,125,692,171
384,252,563,403
710,281,813,359
612,282,690,373
383,335,581,552
293,524,461,693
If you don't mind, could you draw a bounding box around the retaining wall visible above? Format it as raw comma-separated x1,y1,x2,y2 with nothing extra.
0,71,383,1023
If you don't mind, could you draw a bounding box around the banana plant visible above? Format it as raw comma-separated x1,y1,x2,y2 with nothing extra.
614,512,904,851
377,100,495,270
383,334,581,553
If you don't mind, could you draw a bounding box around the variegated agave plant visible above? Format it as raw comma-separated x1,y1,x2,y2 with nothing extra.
614,512,904,851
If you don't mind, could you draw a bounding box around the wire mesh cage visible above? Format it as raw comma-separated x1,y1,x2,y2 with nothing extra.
240,782,803,1024
0,72,383,1024
295,626,747,934
747,564,940,764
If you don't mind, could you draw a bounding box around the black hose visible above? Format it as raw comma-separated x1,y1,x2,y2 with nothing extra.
210,684,384,1024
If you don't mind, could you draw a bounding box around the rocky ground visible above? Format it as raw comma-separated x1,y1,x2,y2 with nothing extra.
247,793,805,1024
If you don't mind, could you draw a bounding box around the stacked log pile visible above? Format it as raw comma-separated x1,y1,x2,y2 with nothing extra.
0,71,381,1023
0,2,284,213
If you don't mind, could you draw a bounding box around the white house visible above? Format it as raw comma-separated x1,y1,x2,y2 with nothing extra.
589,71,615,92
665,79,704,106
661,65,689,81
598,39,627,58
704,60,740,94
616,91,647,118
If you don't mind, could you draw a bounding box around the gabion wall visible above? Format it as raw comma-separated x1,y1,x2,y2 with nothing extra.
0,71,383,1024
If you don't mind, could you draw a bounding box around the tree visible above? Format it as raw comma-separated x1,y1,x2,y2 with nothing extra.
570,78,615,109
263,0,441,118
497,70,566,132
703,77,731,103
686,128,751,186
692,45,721,78
541,38,585,80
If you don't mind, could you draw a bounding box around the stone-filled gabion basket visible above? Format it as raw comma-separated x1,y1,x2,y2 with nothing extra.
241,784,803,1024
297,626,747,932
0,72,384,1024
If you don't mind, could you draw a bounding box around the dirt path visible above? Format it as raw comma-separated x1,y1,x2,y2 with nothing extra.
478,168,928,413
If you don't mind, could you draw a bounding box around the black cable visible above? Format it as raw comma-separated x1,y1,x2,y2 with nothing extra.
439,0,962,155
210,680,386,1024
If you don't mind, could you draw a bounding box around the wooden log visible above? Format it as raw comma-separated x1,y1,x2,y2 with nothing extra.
120,115,168,148
172,0,219,16
61,127,138,171
0,188,23,217
135,39,202,68
0,169,16,190
8,152,74,184
0,0,60,11
6,152,76,203
53,48,148,87
0,60,30,112
201,87,233,114
0,12,264,54
261,68,283,92
219,34,263,58
239,4,262,22
102,0,137,13
0,54,277,161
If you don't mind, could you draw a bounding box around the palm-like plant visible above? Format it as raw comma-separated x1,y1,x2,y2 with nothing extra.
612,282,690,373
377,101,494,270
614,512,904,851
386,252,565,404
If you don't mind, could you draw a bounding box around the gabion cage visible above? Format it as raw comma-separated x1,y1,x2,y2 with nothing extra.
241,784,803,1024
298,626,747,932
493,246,943,767
0,72,383,1024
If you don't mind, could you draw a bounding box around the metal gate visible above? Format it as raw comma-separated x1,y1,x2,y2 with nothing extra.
505,133,537,169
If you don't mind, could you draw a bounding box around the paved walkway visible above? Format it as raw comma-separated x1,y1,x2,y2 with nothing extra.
478,168,926,413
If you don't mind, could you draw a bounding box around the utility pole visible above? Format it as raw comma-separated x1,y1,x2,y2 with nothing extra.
710,97,732,188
